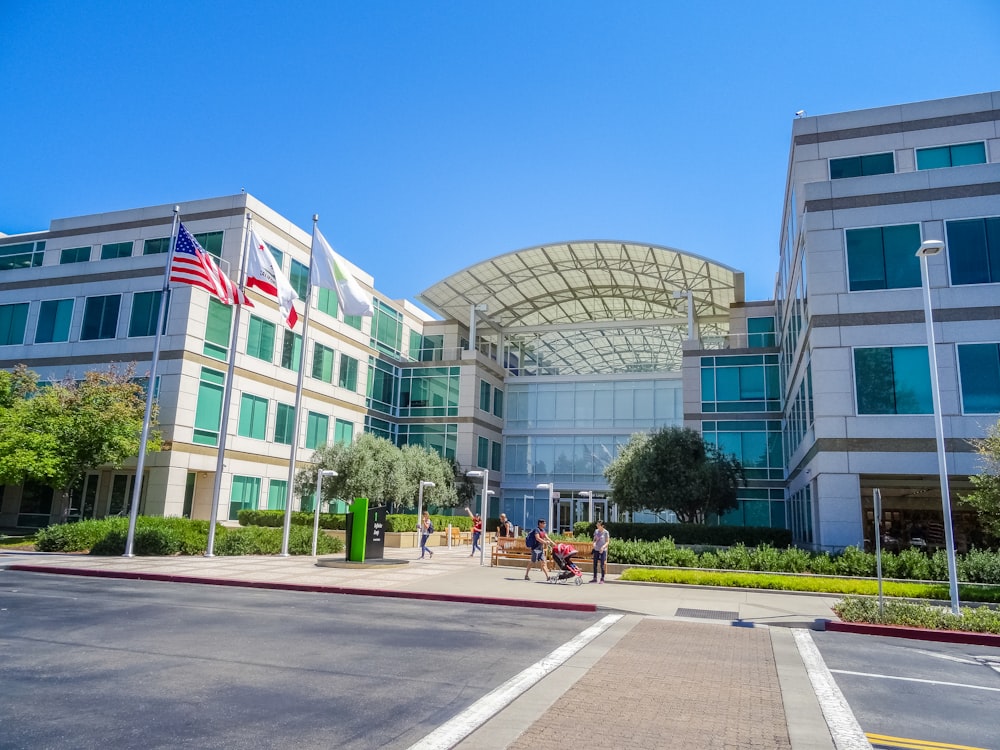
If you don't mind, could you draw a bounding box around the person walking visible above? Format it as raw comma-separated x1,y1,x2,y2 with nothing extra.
592,519,609,582
464,507,483,557
497,512,513,539
524,518,553,581
419,511,434,559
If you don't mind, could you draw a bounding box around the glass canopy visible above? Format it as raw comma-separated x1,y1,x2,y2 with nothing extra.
419,241,744,375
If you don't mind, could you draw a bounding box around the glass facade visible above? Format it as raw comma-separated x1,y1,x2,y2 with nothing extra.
916,142,987,170
846,224,921,291
367,358,397,415
371,299,402,356
398,366,460,417
0,302,29,346
700,354,780,413
946,217,1000,285
854,346,932,415
0,240,44,270
80,295,120,340
35,299,73,344
506,378,682,430
397,423,455,458
128,291,164,338
958,343,1000,414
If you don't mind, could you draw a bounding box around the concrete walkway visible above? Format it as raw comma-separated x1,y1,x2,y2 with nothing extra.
2,545,845,749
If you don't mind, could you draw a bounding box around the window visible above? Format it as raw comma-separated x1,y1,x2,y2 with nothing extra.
0,303,29,345
0,240,44,270
128,291,165,337
339,353,358,391
101,241,133,260
312,343,335,382
397,423,456,459
246,315,276,362
143,237,171,255
280,329,302,371
854,346,932,414
399,367,460,417
334,418,354,445
204,298,232,360
846,224,921,291
371,300,402,356
477,436,489,468
267,244,283,269
747,316,776,347
274,403,296,445
194,368,226,446
491,440,501,472
916,142,987,170
289,259,308,299
267,479,287,511
192,231,223,259
829,152,894,179
946,217,1000,285
237,393,269,439
958,343,1000,414
60,246,91,264
81,295,121,340
493,387,504,418
306,412,329,449
229,476,261,520
479,379,491,411
367,358,397,415
35,299,73,344
701,354,781,413
317,286,339,317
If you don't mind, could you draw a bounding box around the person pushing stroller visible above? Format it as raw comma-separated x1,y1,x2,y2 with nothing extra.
550,542,584,585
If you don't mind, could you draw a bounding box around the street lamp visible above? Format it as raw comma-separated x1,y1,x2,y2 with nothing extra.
916,239,960,615
536,482,554,537
579,490,594,523
416,480,435,539
312,469,338,557
466,469,488,566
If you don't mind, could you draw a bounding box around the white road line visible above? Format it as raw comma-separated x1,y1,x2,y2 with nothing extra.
792,629,872,750
830,669,1000,693
406,613,624,750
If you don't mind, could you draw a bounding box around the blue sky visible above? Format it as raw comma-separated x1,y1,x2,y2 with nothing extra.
2,1,999,304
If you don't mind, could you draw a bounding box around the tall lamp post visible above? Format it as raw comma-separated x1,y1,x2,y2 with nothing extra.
916,239,960,615
536,482,554,537
312,469,338,557
466,469,488,566
579,490,594,524
416,480,436,538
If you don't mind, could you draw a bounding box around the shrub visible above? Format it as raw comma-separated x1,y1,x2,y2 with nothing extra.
959,548,1000,583
834,595,1000,634
238,509,347,530
833,546,876,577
212,525,343,555
36,518,127,552
582,521,791,547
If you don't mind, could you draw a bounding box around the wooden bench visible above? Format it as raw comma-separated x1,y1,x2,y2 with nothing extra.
491,538,596,567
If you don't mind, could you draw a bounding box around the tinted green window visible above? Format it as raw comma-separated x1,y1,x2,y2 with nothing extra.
493,388,504,418
747,316,776,347
344,314,363,330
846,224,921,291
143,237,171,255
958,343,1000,413
289,259,309,299
479,379,491,411
237,393,269,439
317,286,339,317
0,303,29,345
193,231,223,259
854,346,932,414
274,403,295,445
81,295,121,340
306,412,329,449
128,291,165,337
247,315,276,362
312,343,335,382
194,368,226,446
491,441,501,472
334,418,354,445
267,480,287,511
477,436,489,468
0,241,44,270
35,299,73,343
371,300,402,356
946,217,1000,285
280,329,302,371
830,152,894,179
917,142,987,170
204,298,232,360
339,354,358,391
367,359,397,415
101,242,133,260
60,246,91,264
267,244,283,268
229,475,260,519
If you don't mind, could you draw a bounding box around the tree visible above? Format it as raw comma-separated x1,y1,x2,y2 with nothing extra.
604,426,744,523
963,420,1000,542
295,434,462,512
0,363,161,501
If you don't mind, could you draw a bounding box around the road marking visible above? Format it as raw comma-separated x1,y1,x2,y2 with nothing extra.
866,732,988,750
406,613,623,750
831,669,1000,693
792,629,871,750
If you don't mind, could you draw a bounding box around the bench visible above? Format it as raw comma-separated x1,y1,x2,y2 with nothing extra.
491,538,596,567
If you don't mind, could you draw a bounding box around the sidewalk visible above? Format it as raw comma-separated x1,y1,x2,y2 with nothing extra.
3,545,842,749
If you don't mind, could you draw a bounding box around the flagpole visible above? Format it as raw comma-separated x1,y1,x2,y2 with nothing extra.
280,215,318,556
205,213,253,556
124,206,180,557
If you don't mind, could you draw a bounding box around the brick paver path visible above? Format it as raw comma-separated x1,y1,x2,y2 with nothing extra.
510,619,791,750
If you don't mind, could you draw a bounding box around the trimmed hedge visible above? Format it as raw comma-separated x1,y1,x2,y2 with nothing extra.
238,510,474,533
572,521,793,547
835,595,1000,634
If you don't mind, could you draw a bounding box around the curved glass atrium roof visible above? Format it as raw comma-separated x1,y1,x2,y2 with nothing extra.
419,241,744,376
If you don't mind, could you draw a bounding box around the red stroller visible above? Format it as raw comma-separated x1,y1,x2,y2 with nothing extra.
550,543,584,585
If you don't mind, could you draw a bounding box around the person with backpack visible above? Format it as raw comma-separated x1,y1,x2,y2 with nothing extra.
523,518,553,581
497,513,513,539
419,511,434,559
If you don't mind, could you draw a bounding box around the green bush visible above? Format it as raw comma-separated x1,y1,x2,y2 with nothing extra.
835,595,1000,634
574,521,792,547
384,514,472,532
36,518,128,552
212,525,343,555
238,509,347,530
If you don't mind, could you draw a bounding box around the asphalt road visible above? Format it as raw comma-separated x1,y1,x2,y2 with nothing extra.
811,630,1000,750
0,570,602,750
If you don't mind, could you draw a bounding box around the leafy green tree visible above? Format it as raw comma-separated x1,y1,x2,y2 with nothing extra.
0,364,160,503
604,426,744,523
964,420,1000,542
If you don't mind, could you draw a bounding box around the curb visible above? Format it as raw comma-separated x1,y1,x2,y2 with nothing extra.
825,619,1000,647
7,564,598,613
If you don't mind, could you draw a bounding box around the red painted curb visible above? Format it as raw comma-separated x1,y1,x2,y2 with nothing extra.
7,564,598,613
826,620,1000,647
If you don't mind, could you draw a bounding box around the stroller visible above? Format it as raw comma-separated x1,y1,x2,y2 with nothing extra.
549,542,584,585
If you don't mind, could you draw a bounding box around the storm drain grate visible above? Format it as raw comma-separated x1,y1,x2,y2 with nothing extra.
675,608,739,621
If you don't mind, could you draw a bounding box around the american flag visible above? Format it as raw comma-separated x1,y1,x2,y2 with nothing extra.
169,223,251,306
